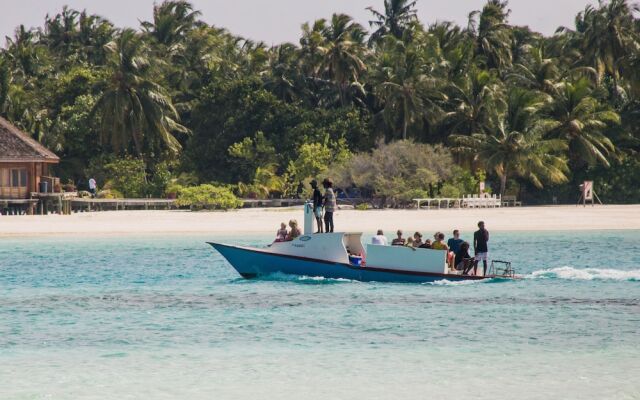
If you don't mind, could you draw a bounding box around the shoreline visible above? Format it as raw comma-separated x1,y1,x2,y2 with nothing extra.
1,205,639,237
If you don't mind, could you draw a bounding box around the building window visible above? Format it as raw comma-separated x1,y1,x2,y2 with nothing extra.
11,169,28,188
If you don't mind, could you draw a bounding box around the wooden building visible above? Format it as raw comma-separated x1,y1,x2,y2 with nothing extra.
0,116,60,200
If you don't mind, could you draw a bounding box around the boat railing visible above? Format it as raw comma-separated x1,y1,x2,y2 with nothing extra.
488,260,516,278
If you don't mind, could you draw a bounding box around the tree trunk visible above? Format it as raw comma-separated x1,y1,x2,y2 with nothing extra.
402,118,408,140
499,173,507,197
401,98,408,140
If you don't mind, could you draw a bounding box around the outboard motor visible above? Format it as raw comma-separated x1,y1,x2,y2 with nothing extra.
303,200,314,235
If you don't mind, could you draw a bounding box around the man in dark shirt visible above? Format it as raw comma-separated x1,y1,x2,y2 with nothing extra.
447,229,464,253
311,180,323,233
473,221,489,276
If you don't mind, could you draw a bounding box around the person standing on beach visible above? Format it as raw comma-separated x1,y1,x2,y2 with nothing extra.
310,180,323,233
473,221,489,276
322,178,336,233
88,177,97,198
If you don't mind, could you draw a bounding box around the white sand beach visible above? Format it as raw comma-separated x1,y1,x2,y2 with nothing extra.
1,205,638,237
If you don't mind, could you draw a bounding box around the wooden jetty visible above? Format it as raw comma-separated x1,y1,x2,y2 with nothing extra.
70,198,176,212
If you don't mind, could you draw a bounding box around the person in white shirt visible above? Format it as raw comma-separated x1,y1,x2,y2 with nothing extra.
371,229,388,245
88,178,97,198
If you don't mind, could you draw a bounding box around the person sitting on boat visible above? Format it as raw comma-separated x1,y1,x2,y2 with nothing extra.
286,219,301,241
405,237,414,247
456,242,473,273
275,222,288,242
391,230,405,246
447,230,464,253
432,232,449,251
412,232,423,247
371,229,388,245
419,239,432,249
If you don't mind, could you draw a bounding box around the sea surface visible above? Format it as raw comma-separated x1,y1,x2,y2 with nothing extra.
1,230,639,400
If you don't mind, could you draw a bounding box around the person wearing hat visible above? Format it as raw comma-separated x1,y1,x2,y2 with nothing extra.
322,178,337,233
310,180,324,233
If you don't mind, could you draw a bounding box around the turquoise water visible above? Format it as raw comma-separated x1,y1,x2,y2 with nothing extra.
1,231,639,400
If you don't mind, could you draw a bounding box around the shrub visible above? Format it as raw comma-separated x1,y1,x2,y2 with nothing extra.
175,184,243,210
102,157,147,198
97,189,123,199
147,161,174,197
332,140,455,207
439,183,462,198
402,189,430,203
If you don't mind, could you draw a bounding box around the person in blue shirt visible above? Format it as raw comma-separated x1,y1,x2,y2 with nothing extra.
447,229,464,253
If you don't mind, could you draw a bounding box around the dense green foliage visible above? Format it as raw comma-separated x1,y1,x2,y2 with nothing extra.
1,0,639,203
174,184,242,210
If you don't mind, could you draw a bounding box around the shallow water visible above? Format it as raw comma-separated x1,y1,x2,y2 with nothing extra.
1,231,639,400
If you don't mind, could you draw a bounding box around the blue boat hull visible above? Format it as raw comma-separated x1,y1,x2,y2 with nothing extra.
208,242,486,283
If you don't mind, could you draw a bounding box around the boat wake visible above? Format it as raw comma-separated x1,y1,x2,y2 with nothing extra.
426,279,487,286
249,272,359,285
527,266,640,282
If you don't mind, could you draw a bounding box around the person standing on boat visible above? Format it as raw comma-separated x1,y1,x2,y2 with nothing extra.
322,178,336,233
473,221,490,275
310,180,324,233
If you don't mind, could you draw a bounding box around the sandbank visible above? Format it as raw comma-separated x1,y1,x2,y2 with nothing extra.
1,205,638,237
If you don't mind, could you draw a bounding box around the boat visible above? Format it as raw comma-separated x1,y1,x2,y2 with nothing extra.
208,203,516,283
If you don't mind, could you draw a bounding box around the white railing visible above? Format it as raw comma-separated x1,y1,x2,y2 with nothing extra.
414,194,501,209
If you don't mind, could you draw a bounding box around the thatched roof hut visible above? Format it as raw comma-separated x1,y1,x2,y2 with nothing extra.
0,116,60,199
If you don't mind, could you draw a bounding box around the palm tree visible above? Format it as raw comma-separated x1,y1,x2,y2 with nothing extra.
467,0,513,71
319,14,368,107
42,6,80,58
581,0,639,88
141,0,201,47
367,0,418,44
508,39,599,96
373,37,443,140
451,87,569,195
76,11,115,65
237,39,270,76
42,7,114,65
557,0,640,95
299,19,328,79
442,67,503,137
507,42,560,95
0,57,11,116
428,21,474,80
264,43,305,102
92,28,187,156
4,25,44,78
544,77,620,167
